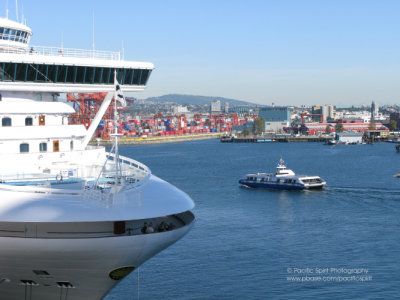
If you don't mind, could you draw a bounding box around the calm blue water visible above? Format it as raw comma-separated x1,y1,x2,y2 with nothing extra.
104,140,400,300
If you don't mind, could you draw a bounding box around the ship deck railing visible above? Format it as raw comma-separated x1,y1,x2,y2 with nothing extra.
0,45,121,60
100,152,151,189
0,153,151,194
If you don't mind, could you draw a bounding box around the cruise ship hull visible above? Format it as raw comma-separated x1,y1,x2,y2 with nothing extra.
0,221,194,300
0,172,195,299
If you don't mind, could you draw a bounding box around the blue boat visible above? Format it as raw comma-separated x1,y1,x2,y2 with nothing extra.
239,158,326,190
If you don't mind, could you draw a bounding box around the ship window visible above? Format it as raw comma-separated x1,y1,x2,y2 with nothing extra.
66,65,75,83
20,279,38,286
57,281,74,288
75,66,85,83
85,67,94,84
9,29,15,41
3,28,9,40
114,221,126,234
70,141,73,150
16,30,21,42
33,270,50,276
140,69,150,85
26,64,36,81
1,63,13,81
133,68,140,84
36,64,48,82
39,142,47,152
103,68,112,84
116,68,123,82
2,117,11,126
58,65,68,83
47,65,57,82
20,143,29,153
25,117,33,126
125,69,133,84
94,67,102,83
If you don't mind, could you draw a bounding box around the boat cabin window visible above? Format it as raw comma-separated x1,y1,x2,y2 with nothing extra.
0,27,30,44
39,142,47,152
25,117,33,126
2,117,11,127
20,143,29,153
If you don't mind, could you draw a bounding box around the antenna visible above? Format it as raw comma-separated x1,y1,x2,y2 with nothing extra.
61,32,63,49
15,0,18,22
6,0,9,19
92,11,95,52
122,40,124,60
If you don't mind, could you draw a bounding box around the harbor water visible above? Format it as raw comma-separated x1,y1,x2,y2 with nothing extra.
104,140,400,299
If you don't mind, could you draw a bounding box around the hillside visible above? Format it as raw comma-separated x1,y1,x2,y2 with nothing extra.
143,94,256,106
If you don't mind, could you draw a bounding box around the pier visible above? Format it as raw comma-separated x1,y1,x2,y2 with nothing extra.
223,136,332,143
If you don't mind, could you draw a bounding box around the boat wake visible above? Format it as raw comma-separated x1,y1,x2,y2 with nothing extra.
326,186,400,202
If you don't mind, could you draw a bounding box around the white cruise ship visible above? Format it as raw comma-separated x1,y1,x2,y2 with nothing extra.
0,17,195,300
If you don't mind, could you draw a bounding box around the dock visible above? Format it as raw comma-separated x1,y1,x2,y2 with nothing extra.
90,133,223,146
223,136,332,143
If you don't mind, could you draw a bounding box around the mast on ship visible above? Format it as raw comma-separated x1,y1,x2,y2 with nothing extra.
112,70,126,185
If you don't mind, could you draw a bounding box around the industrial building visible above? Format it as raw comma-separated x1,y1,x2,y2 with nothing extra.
210,100,221,114
311,105,335,123
259,106,292,133
335,131,363,144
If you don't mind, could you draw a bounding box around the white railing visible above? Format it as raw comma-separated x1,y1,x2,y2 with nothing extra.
0,44,121,61
104,153,151,181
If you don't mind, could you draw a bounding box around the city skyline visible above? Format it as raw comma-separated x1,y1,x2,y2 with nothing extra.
8,0,400,106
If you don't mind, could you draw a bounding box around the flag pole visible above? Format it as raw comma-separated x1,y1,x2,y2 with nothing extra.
114,70,120,185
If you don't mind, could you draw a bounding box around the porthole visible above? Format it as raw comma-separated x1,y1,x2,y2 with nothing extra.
109,266,136,281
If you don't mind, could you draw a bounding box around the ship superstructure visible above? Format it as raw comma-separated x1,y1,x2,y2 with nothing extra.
0,17,195,300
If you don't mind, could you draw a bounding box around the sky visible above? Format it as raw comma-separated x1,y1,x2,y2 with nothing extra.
3,0,400,106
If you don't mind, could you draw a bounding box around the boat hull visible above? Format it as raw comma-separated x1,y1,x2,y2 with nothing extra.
0,172,196,299
0,221,194,300
239,180,306,190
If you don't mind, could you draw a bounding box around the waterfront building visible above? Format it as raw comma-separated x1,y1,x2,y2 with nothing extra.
335,131,363,143
173,105,189,114
229,106,251,115
338,109,387,123
259,106,292,133
311,105,335,123
210,100,221,114
224,102,229,113
371,101,379,120
232,121,254,133
390,113,400,130
306,121,388,135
